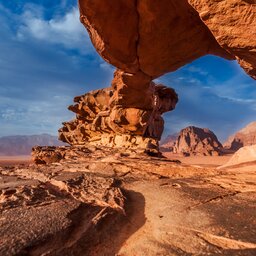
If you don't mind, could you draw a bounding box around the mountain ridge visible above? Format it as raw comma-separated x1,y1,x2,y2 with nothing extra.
0,134,66,156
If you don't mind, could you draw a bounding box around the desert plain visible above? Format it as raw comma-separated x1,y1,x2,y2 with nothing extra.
0,147,255,255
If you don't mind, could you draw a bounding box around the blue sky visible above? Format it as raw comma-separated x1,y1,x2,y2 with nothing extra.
0,0,256,142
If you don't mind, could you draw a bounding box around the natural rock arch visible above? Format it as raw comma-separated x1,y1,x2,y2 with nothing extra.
78,0,256,79
59,0,256,153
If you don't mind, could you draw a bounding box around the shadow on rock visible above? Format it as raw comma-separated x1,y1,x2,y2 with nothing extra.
22,190,146,256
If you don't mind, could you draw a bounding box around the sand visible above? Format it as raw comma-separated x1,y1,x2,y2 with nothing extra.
163,152,233,167
0,155,31,166
0,153,232,168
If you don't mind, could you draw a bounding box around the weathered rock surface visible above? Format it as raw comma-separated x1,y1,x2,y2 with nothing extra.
224,121,256,151
188,0,256,79
173,126,223,156
1,147,256,255
79,0,256,79
0,158,126,256
3,2,256,254
59,81,178,153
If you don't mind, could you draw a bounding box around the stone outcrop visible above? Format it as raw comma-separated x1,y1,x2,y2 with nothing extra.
0,163,126,255
79,0,256,79
224,121,256,151
58,1,256,153
3,3,256,255
57,1,256,153
59,77,178,153
173,126,223,156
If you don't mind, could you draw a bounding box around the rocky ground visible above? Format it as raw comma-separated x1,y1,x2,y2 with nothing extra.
0,147,255,255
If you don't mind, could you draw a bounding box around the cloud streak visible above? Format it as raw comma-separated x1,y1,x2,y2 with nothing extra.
0,2,113,137
17,6,93,55
161,56,256,142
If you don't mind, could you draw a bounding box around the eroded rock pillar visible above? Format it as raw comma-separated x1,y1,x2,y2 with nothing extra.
59,69,178,153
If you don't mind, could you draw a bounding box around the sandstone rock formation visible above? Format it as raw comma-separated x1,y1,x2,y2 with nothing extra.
3,2,256,255
59,80,178,153
0,163,126,255
224,121,256,151
188,0,256,79
79,0,256,79
173,126,223,156
57,0,256,153
67,0,256,153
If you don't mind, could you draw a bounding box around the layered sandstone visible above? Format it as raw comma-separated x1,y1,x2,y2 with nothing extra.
3,2,256,255
59,75,178,153
69,0,256,152
79,0,256,79
0,162,126,255
224,121,256,151
173,126,223,156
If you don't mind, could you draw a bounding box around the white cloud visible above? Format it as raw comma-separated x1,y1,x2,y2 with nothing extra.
17,7,93,55
0,3,115,137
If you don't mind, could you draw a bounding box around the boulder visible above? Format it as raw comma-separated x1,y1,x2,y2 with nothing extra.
173,126,223,156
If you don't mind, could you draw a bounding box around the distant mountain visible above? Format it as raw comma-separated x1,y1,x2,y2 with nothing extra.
160,133,179,151
224,121,256,151
172,126,223,156
0,134,66,156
